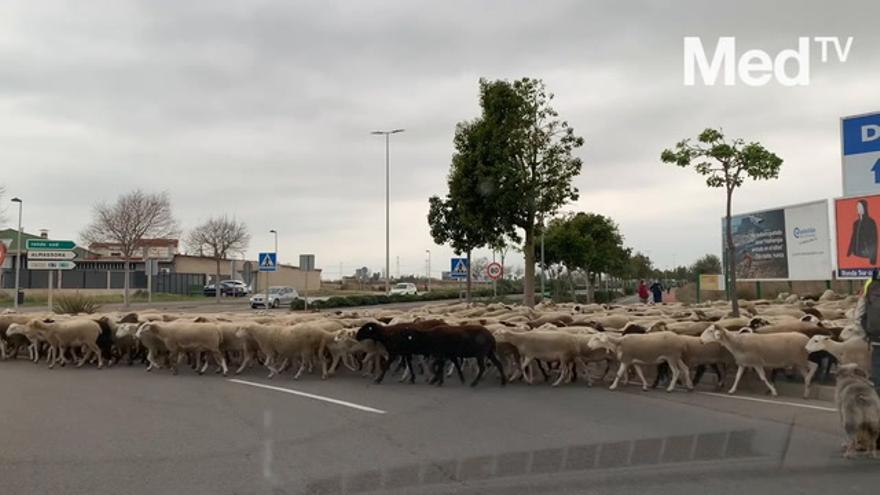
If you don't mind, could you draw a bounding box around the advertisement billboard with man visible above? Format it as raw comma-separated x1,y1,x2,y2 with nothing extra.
836,193,880,278
724,200,832,281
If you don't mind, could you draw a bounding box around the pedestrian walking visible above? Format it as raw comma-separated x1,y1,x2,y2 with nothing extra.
650,280,664,304
638,280,649,304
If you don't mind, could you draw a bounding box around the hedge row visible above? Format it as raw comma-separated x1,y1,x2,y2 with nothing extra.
290,289,498,310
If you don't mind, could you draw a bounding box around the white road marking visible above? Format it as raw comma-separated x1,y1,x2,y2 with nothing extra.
228,379,387,414
697,391,837,412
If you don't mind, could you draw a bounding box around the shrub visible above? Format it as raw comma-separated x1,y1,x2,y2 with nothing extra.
54,293,102,314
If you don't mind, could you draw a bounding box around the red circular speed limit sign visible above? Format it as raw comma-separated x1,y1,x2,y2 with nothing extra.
486,262,503,280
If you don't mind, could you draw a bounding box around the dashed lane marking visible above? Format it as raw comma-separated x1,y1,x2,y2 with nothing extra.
696,391,837,412
227,378,387,414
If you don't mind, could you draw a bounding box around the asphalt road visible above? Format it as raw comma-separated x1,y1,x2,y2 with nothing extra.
0,359,876,495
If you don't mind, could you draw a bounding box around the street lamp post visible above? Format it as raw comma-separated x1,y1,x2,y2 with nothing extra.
371,128,404,294
425,249,431,292
11,198,22,309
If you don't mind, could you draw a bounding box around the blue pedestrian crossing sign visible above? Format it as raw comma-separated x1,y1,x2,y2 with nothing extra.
258,252,277,272
450,257,469,280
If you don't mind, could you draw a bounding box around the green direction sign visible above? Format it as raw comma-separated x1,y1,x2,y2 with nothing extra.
25,239,75,250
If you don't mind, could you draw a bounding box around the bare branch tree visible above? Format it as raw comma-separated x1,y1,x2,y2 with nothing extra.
186,215,250,302
81,190,178,306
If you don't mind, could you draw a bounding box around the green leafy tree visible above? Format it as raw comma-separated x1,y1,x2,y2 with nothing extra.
661,129,782,316
427,195,493,302
541,212,629,302
448,78,584,307
690,253,722,276
627,252,655,281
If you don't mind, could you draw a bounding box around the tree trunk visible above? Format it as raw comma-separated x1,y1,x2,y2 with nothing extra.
123,258,130,307
215,258,222,303
466,250,472,303
523,227,536,307
726,187,740,317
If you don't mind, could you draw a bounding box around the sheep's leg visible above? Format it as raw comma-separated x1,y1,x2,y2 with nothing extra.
487,351,506,387
373,354,392,383
445,361,455,377
652,363,668,389
610,362,628,390
171,351,184,375
552,360,570,387
145,349,156,372
0,340,7,360
433,358,446,386
712,364,725,390
214,351,229,376
692,365,707,387
520,357,534,384
471,356,487,387
754,366,778,396
634,365,650,391
293,353,308,380
453,358,465,385
343,354,358,372
199,355,210,375
91,344,104,369
802,361,819,399
236,349,252,375
728,366,745,395
676,359,693,390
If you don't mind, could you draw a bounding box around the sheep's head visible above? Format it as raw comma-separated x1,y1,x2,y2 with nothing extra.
647,321,668,333
115,323,138,339
748,317,771,329
700,325,724,344
134,322,155,339
690,310,708,321
621,322,646,335
6,323,26,337
355,322,382,342
587,333,615,352
805,335,831,353
800,314,820,324
117,312,139,324
840,324,866,341
737,327,754,334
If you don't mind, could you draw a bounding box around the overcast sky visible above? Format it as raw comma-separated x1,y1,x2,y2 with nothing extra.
1,0,878,278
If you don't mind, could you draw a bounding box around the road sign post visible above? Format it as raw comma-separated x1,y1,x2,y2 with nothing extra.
26,239,76,311
258,252,277,312
300,254,315,311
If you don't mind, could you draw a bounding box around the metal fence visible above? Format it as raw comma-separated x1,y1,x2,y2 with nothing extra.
1,269,206,295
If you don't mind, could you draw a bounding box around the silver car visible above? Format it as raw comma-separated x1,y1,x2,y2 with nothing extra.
250,286,299,309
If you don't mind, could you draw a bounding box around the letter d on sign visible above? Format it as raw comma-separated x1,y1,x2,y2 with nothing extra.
862,124,880,143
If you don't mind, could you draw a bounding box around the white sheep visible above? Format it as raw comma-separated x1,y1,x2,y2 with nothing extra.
700,324,817,398
25,318,104,369
136,321,228,376
588,331,693,392
805,335,872,373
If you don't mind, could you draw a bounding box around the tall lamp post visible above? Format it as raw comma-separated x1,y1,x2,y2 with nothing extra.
11,197,22,309
371,128,404,293
425,249,431,292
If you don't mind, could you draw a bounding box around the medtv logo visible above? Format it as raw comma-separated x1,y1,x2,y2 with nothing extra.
683,37,854,87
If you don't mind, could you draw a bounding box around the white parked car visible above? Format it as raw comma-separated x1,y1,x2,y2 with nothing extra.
389,282,418,296
250,286,299,309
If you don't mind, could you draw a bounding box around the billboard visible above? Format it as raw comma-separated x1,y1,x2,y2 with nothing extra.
699,274,725,291
841,112,880,198
724,200,832,281
835,193,880,278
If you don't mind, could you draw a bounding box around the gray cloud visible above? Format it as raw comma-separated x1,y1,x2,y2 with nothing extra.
0,0,878,278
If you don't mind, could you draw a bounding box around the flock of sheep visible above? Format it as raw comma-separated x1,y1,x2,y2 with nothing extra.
0,290,866,396
1,290,876,457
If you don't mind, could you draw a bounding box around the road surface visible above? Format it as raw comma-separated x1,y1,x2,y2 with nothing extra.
0,358,875,495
